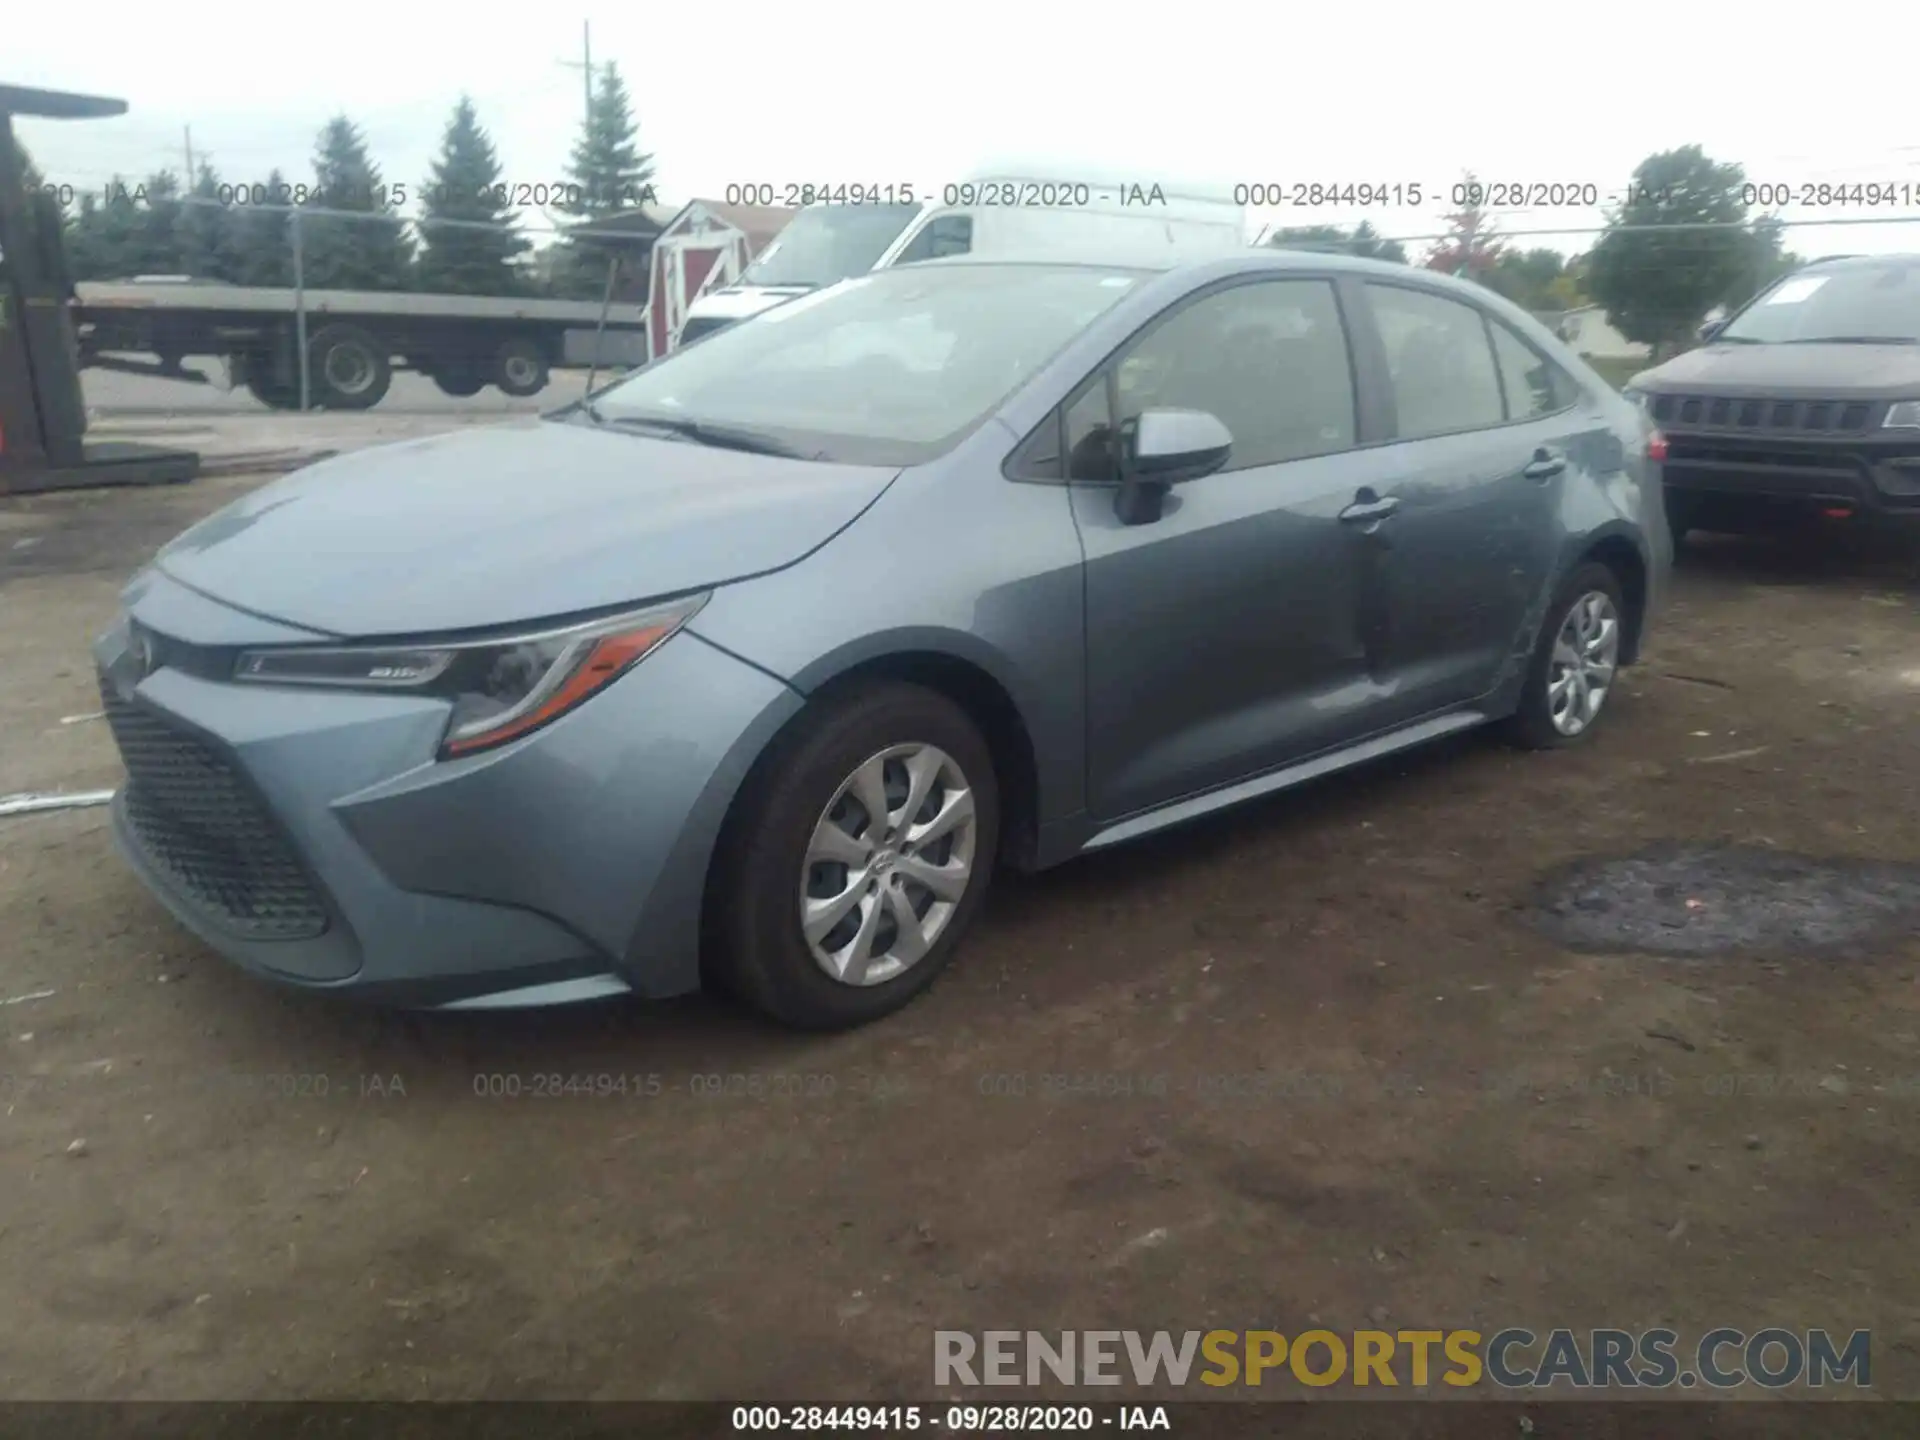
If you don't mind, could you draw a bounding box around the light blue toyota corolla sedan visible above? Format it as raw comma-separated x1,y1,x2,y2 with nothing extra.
95,252,1669,1028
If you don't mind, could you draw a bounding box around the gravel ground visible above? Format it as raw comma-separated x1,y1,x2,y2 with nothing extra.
2,474,1918,1405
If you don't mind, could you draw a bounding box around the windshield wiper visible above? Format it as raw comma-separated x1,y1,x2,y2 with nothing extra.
1784,335,1919,345
603,415,806,457
1715,334,1766,344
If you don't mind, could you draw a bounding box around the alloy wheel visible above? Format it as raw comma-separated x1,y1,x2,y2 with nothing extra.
1548,590,1620,736
799,743,978,987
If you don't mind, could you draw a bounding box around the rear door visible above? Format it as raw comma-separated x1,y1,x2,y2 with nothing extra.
1349,281,1584,724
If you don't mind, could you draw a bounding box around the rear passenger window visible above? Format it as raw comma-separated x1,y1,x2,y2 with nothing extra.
1366,284,1505,439
1489,321,1578,420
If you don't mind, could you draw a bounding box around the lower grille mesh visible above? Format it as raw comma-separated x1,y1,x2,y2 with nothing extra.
101,680,329,940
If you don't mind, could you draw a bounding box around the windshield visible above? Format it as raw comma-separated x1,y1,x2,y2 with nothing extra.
1719,261,1920,344
739,205,921,288
591,263,1144,465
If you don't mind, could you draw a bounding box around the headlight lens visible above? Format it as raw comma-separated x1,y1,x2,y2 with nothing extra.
1883,400,1920,430
233,593,708,758
1622,387,1651,414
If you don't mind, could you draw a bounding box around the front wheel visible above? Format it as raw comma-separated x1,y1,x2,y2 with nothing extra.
708,683,1000,1030
1502,562,1627,751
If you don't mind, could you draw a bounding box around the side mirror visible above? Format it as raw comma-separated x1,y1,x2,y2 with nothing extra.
1697,319,1726,344
1114,408,1232,525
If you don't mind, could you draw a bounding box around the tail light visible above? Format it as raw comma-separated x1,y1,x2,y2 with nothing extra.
1646,430,1669,463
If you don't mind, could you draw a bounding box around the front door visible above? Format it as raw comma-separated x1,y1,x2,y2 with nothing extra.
1068,275,1399,822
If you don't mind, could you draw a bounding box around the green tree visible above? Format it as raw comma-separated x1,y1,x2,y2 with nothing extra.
553,63,657,297
231,168,296,287
1723,213,1801,313
1586,146,1753,359
67,171,184,277
560,63,656,219
176,162,245,281
1482,247,1569,312
1267,221,1406,263
137,170,184,272
417,96,530,295
299,115,414,290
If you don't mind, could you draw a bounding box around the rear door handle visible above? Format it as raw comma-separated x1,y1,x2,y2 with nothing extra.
1338,493,1400,525
1523,448,1568,482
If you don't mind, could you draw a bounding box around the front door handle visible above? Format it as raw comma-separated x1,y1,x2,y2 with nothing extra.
1339,492,1400,525
1522,447,1568,482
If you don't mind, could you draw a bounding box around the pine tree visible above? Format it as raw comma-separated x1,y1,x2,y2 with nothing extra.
70,171,183,277
416,96,529,295
553,63,657,297
300,115,414,290
231,168,295,287
560,63,656,219
137,169,183,273
175,162,244,281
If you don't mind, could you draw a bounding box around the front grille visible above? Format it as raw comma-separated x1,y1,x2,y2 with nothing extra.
100,680,329,941
1650,392,1874,436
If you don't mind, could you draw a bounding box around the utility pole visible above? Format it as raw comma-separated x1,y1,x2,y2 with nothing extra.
183,125,195,184
558,22,595,134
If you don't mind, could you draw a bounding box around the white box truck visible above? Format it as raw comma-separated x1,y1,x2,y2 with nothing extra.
677,168,1247,344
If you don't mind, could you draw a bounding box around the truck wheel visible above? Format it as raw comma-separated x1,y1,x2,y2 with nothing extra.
309,324,392,410
244,374,301,411
493,339,549,398
431,366,487,398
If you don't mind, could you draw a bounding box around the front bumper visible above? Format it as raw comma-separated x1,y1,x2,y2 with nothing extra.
94,578,802,1007
1656,425,1920,522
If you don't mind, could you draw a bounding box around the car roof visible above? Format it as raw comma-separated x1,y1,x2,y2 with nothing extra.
1801,252,1920,270
897,249,1528,312
893,249,1447,281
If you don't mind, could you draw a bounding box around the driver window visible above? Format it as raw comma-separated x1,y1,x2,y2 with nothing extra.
1065,279,1357,481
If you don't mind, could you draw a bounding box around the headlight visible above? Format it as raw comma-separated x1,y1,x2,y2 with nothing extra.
1884,400,1920,430
1622,386,1651,414
233,593,708,758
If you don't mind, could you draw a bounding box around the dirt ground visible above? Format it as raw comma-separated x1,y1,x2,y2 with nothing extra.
2,471,1919,1404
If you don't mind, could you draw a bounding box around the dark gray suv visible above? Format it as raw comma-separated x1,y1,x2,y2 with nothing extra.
98,252,1669,1029
1626,254,1920,541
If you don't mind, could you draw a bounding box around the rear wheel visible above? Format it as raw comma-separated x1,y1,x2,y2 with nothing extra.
708,683,1000,1030
493,338,549,398
1502,562,1626,751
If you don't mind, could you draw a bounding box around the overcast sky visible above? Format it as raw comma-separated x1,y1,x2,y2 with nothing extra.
11,0,1920,259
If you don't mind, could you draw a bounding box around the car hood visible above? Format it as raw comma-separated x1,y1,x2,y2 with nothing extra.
153,421,898,638
1639,342,1920,397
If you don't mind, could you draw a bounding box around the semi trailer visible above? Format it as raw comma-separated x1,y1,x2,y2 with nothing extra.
70,277,652,410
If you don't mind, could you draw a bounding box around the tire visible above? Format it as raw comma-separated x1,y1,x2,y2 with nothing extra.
431,367,487,398
308,323,392,410
244,374,300,410
1665,490,1699,547
493,338,549,398
1502,561,1627,751
708,682,1001,1030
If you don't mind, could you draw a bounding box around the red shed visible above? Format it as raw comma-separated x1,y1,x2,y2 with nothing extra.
646,199,795,358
